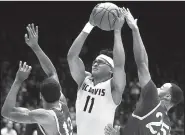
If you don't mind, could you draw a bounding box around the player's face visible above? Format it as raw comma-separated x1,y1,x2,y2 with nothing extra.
157,83,172,98
7,121,13,129
92,57,112,77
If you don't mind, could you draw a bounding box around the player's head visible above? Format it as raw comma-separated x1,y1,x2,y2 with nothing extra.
40,77,61,104
157,83,183,107
92,49,114,79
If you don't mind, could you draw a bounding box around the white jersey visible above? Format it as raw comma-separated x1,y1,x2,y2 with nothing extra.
76,76,118,135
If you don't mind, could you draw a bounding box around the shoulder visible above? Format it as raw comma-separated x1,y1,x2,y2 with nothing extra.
132,102,161,120
85,71,91,77
140,79,158,97
80,73,92,84
143,79,156,89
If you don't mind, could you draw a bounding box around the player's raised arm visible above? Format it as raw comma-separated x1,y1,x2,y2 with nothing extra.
67,12,95,88
111,7,126,101
25,23,58,81
1,62,33,123
124,9,151,88
1,62,55,124
25,24,67,104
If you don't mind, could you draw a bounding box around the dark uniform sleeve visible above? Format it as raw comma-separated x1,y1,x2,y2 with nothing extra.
134,80,160,116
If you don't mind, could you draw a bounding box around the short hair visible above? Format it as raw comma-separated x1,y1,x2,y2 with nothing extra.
40,77,61,103
99,49,113,59
170,83,183,106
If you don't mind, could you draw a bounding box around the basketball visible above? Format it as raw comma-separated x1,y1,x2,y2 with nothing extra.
91,2,119,31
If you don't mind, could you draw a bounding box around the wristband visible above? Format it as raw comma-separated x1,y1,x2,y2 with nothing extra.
82,22,94,34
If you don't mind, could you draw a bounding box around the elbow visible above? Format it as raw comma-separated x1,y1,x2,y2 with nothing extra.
136,61,146,67
135,58,145,66
67,52,72,61
67,51,74,60
67,52,78,62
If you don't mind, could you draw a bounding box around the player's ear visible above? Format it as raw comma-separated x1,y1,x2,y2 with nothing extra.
109,68,113,75
164,94,171,101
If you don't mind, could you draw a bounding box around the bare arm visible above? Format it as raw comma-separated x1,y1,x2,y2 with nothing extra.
67,31,90,87
1,62,35,123
125,9,151,88
111,7,126,105
25,24,58,80
1,62,52,124
2,106,52,125
132,28,151,88
124,9,159,115
112,31,126,93
67,20,95,87
25,24,67,104
67,9,96,88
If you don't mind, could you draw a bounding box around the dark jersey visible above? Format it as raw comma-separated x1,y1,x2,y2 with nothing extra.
121,80,171,135
37,102,73,135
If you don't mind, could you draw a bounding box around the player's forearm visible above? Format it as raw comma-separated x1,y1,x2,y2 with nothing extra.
113,30,125,67
132,28,148,67
67,31,89,59
1,80,22,117
31,44,57,77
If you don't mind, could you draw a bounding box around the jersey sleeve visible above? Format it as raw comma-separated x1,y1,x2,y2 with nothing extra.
134,79,160,116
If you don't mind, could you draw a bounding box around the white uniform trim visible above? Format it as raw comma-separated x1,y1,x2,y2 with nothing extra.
132,101,161,120
48,110,62,135
38,125,46,135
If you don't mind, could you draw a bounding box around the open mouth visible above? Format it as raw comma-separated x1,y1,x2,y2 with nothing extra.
92,68,98,71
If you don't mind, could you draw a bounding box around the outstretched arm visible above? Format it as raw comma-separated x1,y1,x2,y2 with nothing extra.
67,13,95,88
124,8,159,115
25,24,58,80
124,9,150,88
25,24,66,104
111,7,126,105
1,62,34,123
1,62,54,124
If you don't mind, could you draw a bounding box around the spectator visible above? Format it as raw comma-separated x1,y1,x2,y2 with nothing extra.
1,120,17,135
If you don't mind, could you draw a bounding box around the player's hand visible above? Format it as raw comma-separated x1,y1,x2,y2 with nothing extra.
114,7,125,31
104,124,120,135
89,7,96,26
25,23,39,48
123,8,138,31
15,61,32,82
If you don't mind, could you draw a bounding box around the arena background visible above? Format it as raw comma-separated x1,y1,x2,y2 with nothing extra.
0,1,184,135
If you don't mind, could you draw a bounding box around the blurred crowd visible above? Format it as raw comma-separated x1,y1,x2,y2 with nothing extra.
1,56,184,135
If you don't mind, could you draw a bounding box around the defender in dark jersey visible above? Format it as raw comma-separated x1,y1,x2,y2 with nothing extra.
1,24,73,135
104,8,183,135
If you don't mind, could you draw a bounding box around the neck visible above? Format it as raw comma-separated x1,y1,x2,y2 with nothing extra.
161,100,172,112
7,128,11,131
93,75,111,86
43,101,60,110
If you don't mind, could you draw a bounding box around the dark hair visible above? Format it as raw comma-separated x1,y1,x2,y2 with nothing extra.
99,49,113,59
40,77,61,103
170,83,183,106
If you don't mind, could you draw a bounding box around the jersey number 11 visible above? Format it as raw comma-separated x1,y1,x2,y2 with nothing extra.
83,96,94,113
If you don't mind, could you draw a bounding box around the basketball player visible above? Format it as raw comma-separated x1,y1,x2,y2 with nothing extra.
1,24,73,135
67,7,126,135
104,8,184,135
